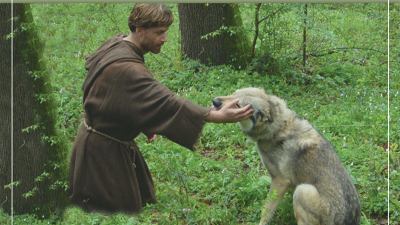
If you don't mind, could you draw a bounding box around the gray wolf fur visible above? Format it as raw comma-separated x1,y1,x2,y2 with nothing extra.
213,87,360,225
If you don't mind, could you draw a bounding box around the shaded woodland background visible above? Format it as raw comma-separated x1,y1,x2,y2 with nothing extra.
1,3,399,225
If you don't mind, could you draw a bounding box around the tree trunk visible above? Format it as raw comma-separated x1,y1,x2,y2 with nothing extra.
251,3,262,60
0,3,12,216
0,3,67,216
178,3,250,69
302,4,308,68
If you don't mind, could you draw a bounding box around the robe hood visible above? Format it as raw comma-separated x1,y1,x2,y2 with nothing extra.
82,35,145,101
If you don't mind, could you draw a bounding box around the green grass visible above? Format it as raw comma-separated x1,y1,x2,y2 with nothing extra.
1,3,398,225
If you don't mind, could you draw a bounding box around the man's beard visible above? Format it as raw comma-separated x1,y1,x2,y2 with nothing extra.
143,42,162,54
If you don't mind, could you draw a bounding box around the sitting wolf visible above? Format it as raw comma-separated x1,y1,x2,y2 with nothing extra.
212,88,360,225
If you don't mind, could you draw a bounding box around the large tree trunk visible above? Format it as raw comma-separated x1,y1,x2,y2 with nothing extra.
0,3,67,216
0,3,12,216
178,3,250,69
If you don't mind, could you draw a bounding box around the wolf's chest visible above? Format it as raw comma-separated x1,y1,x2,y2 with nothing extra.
256,143,294,181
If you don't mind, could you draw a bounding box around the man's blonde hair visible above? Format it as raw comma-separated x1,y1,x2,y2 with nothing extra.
128,3,173,32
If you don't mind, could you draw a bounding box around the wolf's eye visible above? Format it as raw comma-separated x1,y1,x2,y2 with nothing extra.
256,110,264,117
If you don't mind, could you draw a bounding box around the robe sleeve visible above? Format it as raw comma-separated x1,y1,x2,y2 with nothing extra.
120,62,210,150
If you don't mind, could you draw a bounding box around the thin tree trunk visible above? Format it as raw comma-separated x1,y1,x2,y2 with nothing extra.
251,3,262,59
302,4,308,68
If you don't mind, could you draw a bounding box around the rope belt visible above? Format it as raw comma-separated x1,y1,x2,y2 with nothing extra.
83,120,136,168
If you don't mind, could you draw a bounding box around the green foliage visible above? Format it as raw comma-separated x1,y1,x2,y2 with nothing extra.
244,3,388,79
1,2,396,225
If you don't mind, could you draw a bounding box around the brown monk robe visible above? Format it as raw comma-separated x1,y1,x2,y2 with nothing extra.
68,35,209,213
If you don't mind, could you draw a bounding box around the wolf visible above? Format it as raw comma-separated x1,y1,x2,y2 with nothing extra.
212,87,360,225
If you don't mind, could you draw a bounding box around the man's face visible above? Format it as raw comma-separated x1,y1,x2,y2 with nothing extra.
137,26,168,54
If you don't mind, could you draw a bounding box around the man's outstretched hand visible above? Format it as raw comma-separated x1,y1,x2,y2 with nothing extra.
205,99,253,123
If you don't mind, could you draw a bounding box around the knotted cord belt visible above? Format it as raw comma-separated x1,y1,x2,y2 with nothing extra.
83,120,136,168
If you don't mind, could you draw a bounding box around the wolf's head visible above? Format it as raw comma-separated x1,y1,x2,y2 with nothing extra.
213,87,294,141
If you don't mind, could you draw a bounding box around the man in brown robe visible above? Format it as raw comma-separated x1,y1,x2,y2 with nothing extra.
69,3,253,214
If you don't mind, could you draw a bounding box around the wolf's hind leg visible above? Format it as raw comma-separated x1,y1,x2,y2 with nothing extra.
293,184,326,225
